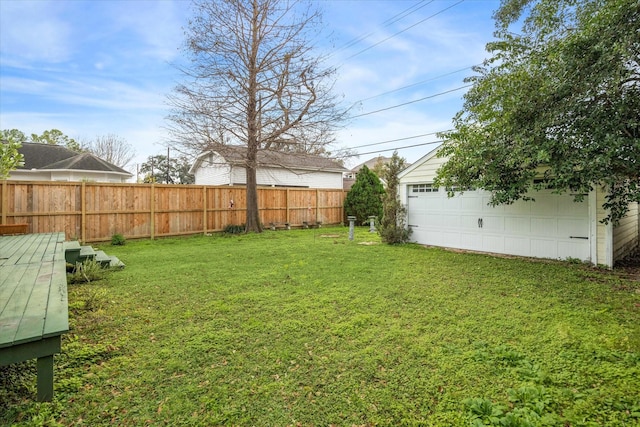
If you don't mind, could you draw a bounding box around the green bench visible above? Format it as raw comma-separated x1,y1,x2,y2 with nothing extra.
0,232,69,402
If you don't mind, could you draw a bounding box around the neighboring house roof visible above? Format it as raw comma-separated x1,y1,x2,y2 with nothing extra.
350,156,392,174
190,145,347,174
15,143,132,176
350,156,411,175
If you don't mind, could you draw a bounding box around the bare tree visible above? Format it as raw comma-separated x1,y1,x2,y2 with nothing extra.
166,0,346,232
86,134,135,168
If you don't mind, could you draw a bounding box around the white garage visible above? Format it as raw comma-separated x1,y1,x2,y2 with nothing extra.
399,148,639,267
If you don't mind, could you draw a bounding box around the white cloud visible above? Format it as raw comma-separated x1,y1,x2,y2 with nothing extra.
104,0,187,62
0,1,73,63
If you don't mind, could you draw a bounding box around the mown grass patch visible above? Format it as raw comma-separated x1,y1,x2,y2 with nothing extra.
2,226,639,426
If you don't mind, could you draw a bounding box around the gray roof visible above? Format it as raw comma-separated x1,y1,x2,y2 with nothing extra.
197,145,347,172
351,156,392,173
351,155,411,173
15,143,131,175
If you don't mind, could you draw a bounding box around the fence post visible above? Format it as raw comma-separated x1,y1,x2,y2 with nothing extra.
1,180,7,225
286,188,290,224
202,186,207,235
81,181,86,243
150,184,155,240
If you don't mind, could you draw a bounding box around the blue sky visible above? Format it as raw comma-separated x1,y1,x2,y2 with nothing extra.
0,0,500,171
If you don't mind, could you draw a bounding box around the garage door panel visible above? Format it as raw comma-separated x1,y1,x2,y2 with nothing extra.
505,217,530,234
483,235,504,253
460,196,482,210
558,196,587,216
442,195,461,210
505,236,531,256
558,240,590,260
531,239,559,258
460,215,481,230
533,196,558,216
460,233,482,250
509,198,532,214
439,231,461,247
482,216,504,232
558,218,589,238
531,218,558,237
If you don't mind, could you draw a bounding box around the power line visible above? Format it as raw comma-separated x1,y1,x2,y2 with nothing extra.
344,139,445,158
344,0,466,61
347,130,451,149
351,84,472,118
336,1,433,53
355,65,475,104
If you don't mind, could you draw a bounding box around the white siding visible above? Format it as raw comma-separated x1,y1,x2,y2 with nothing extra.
8,170,130,182
193,153,232,185
399,150,447,182
194,163,231,185
230,166,343,189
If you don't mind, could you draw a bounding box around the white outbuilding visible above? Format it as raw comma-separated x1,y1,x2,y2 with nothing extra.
399,148,639,268
189,146,347,189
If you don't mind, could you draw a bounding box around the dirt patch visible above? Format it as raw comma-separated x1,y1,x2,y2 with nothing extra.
319,234,341,238
358,242,379,246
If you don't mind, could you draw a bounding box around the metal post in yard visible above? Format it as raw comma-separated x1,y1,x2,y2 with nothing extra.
348,216,356,241
368,216,376,233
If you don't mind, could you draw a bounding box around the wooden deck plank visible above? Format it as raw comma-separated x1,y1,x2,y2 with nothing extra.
0,265,40,347
23,234,50,265
12,262,54,345
6,234,43,265
0,264,30,311
0,235,29,266
43,263,69,337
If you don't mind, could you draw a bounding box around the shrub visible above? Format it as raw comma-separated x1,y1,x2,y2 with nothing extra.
111,233,126,246
223,224,246,234
378,151,412,244
344,165,384,224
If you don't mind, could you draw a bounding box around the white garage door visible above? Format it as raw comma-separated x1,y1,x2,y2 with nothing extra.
407,185,590,261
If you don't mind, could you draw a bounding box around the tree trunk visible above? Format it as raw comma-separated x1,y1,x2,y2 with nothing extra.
245,144,262,233
244,0,262,233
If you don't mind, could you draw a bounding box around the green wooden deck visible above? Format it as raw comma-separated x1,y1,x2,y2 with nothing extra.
0,232,69,402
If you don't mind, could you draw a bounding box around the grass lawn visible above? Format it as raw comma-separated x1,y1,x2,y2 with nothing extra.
2,226,639,426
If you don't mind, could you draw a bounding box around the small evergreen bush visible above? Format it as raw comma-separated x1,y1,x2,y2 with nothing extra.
344,165,384,224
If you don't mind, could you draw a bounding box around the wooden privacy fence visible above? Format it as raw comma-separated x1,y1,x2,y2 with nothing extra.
0,181,346,242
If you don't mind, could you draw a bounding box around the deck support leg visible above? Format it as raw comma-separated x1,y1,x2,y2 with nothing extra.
36,355,54,402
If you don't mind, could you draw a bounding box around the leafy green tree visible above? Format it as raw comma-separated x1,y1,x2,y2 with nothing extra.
31,129,84,152
140,154,194,184
435,0,639,224
1,129,27,143
344,165,384,225
0,134,24,179
378,151,411,244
